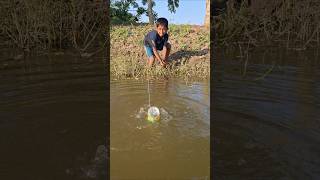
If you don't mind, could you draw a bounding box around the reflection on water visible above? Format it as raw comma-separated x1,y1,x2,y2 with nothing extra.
111,79,210,179
0,53,107,179
213,48,320,179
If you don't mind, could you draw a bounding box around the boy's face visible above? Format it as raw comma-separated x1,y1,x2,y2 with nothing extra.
156,25,168,37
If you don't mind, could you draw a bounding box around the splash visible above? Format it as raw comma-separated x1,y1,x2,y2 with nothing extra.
134,105,172,129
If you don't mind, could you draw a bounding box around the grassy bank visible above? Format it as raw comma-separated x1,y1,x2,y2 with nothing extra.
0,0,107,54
214,0,320,50
110,24,210,80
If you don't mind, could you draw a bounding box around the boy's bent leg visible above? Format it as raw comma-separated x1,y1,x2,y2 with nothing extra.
144,45,155,67
147,56,155,67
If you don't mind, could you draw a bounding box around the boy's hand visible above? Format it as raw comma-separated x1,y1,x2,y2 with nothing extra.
160,60,165,67
163,58,168,64
160,60,167,67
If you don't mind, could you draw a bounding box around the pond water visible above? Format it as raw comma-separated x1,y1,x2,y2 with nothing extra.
213,47,320,179
0,53,107,179
110,78,210,179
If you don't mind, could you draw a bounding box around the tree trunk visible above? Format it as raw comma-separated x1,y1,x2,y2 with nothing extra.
204,0,210,29
147,0,155,25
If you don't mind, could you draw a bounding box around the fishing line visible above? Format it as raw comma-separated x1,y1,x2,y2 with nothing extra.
147,78,151,107
146,72,160,122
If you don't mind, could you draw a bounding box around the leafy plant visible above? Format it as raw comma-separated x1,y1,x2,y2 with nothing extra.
111,0,146,24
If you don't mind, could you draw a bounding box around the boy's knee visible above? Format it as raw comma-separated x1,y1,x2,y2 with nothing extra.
147,56,154,61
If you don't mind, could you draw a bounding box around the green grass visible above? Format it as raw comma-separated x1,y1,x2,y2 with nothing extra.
110,55,210,81
110,24,210,80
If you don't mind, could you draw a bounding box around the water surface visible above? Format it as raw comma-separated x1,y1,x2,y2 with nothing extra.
213,47,320,179
0,52,107,179
111,78,210,179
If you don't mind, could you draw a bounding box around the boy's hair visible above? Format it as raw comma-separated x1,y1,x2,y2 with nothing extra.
156,18,168,28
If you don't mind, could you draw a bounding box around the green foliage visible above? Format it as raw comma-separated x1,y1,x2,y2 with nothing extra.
111,0,146,24
167,0,179,13
169,24,191,37
141,0,158,23
110,26,129,40
111,0,181,25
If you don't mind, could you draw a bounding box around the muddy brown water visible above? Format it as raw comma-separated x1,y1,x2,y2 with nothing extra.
0,53,107,179
110,78,210,179
213,47,320,180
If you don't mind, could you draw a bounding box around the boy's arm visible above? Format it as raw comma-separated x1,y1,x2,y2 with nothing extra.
152,47,164,64
162,34,170,62
151,41,165,65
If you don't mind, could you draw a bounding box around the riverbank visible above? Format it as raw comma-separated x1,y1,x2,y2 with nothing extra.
0,0,107,54
110,24,210,80
214,0,320,50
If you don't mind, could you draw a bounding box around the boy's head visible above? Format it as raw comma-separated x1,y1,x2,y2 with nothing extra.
155,17,168,37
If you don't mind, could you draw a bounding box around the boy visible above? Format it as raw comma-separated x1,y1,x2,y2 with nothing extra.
143,17,171,67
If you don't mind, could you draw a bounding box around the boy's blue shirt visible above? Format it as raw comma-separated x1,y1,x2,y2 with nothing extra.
143,30,169,51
